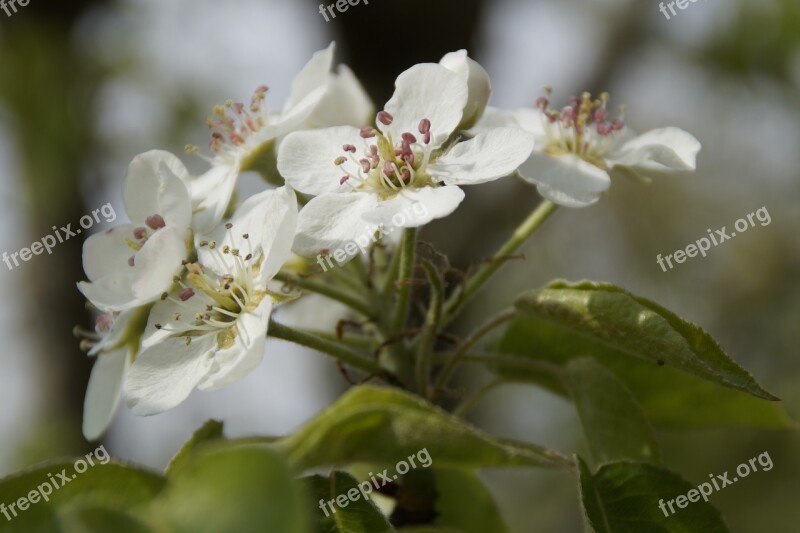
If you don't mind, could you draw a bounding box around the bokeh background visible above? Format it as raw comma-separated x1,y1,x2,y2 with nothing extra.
1,0,798,531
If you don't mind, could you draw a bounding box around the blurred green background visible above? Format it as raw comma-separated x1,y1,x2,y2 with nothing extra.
0,0,798,531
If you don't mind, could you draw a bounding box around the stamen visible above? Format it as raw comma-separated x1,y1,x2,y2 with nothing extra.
377,111,394,126
179,288,196,301
95,314,114,332
146,215,166,230
418,118,431,134
402,133,417,144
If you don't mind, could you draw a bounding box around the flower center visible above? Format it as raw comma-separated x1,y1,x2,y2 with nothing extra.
205,86,271,156
335,112,436,199
154,225,266,350
536,90,626,168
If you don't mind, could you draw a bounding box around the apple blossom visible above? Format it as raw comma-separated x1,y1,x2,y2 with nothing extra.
474,91,701,207
77,307,148,440
188,43,373,233
77,151,193,311
123,186,297,415
278,62,535,258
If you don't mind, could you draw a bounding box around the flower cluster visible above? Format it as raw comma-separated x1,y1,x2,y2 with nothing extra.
76,43,700,440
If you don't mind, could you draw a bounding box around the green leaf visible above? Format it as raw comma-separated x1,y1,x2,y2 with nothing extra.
276,385,572,471
514,281,776,400
577,457,729,533
398,529,460,533
303,472,394,533
0,460,164,533
495,315,791,429
166,419,225,476
429,469,508,533
565,358,660,465
153,445,308,533
57,505,153,533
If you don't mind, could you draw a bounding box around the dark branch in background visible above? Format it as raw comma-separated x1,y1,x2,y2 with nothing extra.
317,1,487,526
321,0,488,105
0,0,110,456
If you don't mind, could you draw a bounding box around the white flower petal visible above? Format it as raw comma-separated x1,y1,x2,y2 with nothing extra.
198,299,271,391
293,192,380,257
78,276,136,312
429,127,535,185
197,186,297,283
124,335,216,416
439,50,492,130
123,151,192,229
83,347,130,441
81,225,137,282
140,292,211,350
469,107,547,138
192,163,241,234
80,226,186,311
382,64,468,147
362,186,466,228
519,152,611,208
90,308,139,356
244,122,291,153
607,127,701,173
130,227,186,300
467,106,519,135
258,187,298,282
279,85,331,133
278,127,364,196
79,225,185,311
276,293,350,331
308,64,375,128
284,42,335,114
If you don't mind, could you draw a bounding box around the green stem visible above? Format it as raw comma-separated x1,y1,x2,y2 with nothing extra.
268,320,383,376
300,329,378,352
431,308,516,401
417,262,444,398
391,227,418,334
328,262,366,293
274,271,374,319
454,379,505,418
461,353,564,382
443,200,558,324
347,253,371,286
382,239,403,298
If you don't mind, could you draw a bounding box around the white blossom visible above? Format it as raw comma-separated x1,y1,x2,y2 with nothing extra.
78,151,192,311
123,187,297,415
474,92,701,207
278,62,534,257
